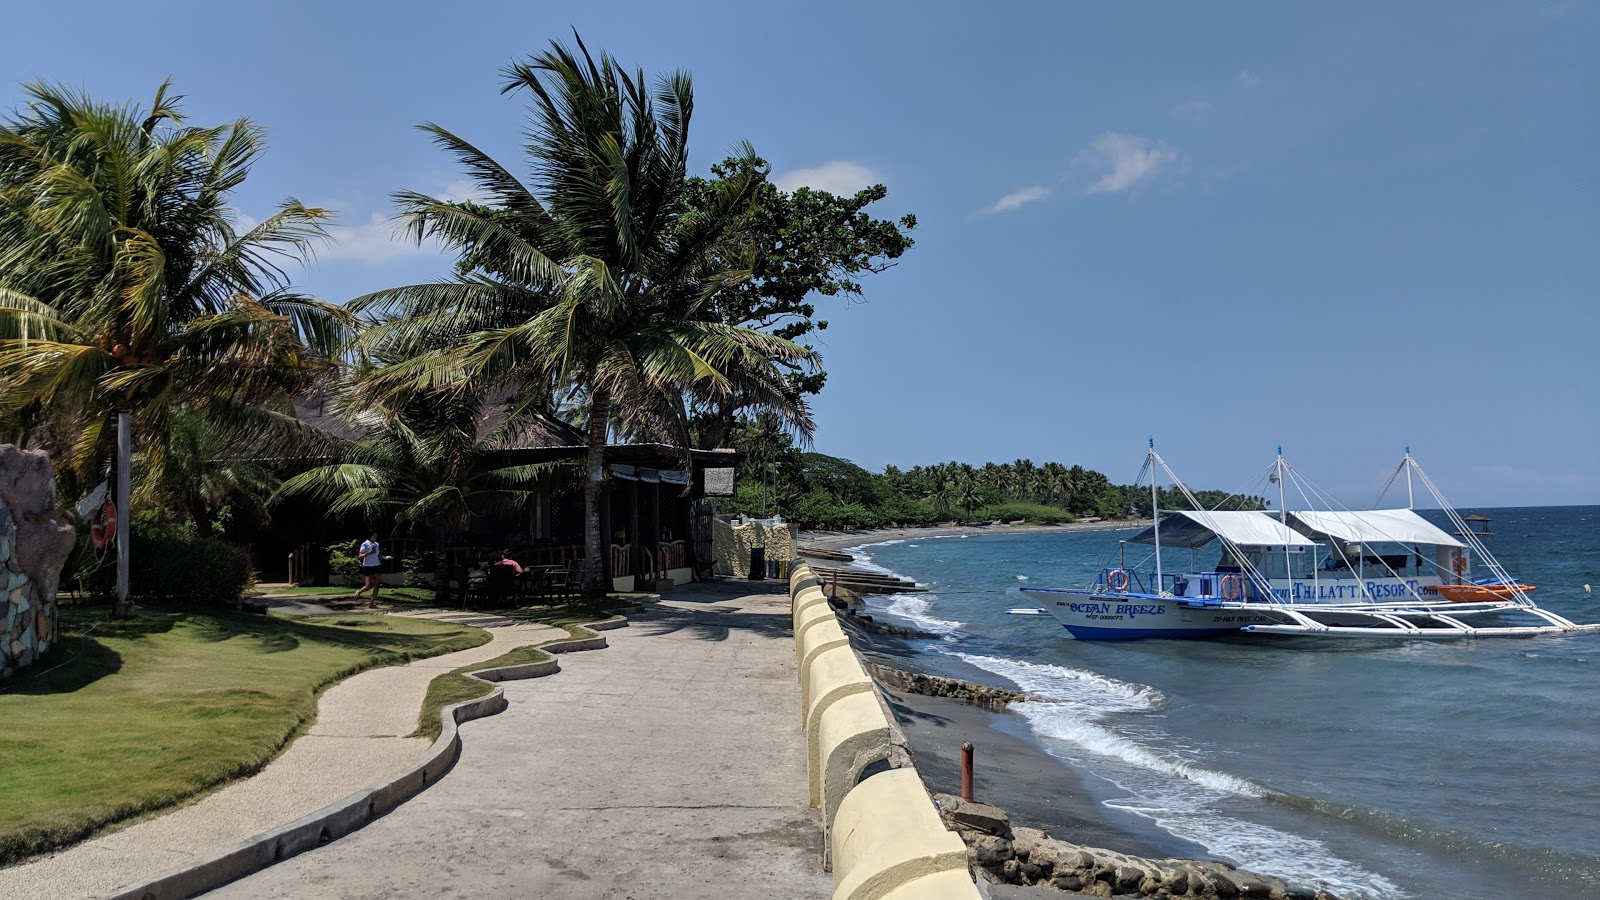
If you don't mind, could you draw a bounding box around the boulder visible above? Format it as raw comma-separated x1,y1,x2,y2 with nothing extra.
970,835,1014,868
951,799,1011,836
1010,826,1047,860
0,445,76,678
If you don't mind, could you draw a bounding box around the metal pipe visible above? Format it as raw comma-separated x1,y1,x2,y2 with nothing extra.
960,741,974,802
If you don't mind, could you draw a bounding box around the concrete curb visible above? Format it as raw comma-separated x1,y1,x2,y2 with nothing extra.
99,613,630,900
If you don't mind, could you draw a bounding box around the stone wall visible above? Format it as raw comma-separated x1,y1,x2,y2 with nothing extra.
935,793,1341,900
0,446,78,678
712,519,797,577
861,660,1035,710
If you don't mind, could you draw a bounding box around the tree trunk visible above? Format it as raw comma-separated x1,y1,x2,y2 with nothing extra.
581,385,612,600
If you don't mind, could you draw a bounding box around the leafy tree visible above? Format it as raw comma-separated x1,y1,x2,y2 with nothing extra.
687,157,915,449
353,37,815,598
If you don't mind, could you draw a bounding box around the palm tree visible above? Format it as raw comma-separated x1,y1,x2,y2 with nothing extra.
0,81,350,493
354,37,815,598
957,475,983,517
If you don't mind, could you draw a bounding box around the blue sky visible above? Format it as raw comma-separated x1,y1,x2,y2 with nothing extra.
4,2,1596,506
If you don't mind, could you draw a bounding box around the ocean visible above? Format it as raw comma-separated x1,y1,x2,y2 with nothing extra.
846,506,1600,900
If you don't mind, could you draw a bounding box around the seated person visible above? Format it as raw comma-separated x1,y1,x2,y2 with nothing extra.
496,549,524,575
467,559,489,590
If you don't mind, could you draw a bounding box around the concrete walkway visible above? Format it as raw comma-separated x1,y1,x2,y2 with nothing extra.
7,610,565,900
208,583,830,899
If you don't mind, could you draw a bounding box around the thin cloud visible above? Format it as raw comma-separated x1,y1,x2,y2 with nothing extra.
983,185,1052,214
1075,133,1180,194
773,161,877,195
319,211,446,264
1236,70,1263,91
437,179,493,204
1171,99,1212,120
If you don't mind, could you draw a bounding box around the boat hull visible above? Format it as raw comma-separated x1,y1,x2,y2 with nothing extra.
1021,589,1275,640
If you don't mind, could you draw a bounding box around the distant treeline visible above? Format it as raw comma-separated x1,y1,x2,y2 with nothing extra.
718,422,1264,530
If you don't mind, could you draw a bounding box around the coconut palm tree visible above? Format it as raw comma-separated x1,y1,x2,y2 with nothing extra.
353,37,815,598
0,81,351,493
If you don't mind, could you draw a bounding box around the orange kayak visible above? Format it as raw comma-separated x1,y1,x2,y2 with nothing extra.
1425,582,1537,603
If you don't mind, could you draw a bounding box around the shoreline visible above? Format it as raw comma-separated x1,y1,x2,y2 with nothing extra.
803,523,1231,871
800,519,1147,554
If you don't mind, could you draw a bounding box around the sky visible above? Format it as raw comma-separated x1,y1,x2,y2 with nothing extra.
3,1,1596,507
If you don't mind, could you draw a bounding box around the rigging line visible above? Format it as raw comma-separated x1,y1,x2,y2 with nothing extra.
1281,458,1421,599
1409,461,1531,606
1150,451,1279,600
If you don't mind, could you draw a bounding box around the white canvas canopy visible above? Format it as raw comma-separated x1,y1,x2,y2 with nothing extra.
1287,509,1464,548
1129,510,1318,550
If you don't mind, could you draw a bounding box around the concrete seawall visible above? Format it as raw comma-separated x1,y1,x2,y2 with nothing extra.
789,562,983,900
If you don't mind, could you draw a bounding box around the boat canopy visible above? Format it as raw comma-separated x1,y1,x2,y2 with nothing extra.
1129,510,1318,550
1287,509,1464,548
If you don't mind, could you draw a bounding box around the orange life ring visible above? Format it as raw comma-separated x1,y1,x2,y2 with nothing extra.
1106,568,1131,592
90,500,117,549
1220,574,1242,600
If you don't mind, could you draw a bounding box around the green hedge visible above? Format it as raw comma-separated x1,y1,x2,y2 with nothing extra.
129,523,252,607
973,500,1075,525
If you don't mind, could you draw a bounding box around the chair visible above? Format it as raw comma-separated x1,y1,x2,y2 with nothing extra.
486,564,518,608
549,559,583,604
462,566,489,609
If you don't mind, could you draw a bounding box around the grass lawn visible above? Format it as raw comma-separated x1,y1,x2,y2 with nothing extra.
0,609,487,866
252,584,439,605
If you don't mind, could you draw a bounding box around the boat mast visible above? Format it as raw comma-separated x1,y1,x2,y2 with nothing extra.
1276,445,1287,524
1404,444,1415,510
1277,445,1288,599
1149,438,1162,594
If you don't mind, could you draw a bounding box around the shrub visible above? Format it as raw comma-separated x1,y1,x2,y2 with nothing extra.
129,523,252,607
326,542,362,587
974,500,1074,526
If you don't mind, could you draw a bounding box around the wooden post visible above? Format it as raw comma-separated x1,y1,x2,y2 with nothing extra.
961,742,974,801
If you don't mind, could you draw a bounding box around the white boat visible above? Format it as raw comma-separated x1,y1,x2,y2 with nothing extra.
1019,444,1600,641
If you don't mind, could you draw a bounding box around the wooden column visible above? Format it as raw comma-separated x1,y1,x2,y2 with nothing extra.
598,479,612,582
647,476,661,579
628,476,641,584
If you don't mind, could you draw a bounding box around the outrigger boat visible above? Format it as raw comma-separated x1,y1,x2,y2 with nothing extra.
1018,443,1599,640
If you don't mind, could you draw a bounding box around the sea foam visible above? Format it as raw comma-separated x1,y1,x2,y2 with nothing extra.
954,653,1403,899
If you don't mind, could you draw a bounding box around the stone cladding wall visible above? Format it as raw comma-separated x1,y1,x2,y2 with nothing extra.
0,446,77,678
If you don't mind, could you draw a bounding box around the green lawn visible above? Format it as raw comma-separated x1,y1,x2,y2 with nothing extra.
254,584,440,605
0,609,487,865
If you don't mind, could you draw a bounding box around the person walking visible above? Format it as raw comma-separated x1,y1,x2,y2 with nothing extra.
354,531,383,607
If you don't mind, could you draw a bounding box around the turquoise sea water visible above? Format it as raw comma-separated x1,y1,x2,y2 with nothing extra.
850,506,1600,900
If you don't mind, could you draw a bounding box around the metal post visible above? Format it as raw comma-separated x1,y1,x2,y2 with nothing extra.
960,742,974,801
115,411,131,614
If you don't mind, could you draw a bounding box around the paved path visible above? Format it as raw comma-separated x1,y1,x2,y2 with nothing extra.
7,610,564,900
208,583,830,900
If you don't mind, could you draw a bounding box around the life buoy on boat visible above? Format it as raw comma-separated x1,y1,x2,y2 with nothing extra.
89,500,117,549
1219,574,1242,601
1106,568,1131,592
